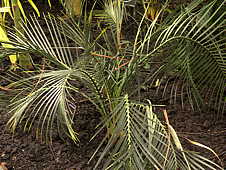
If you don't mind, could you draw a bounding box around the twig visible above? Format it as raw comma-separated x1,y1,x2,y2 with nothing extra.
114,61,130,70
0,86,12,91
91,52,128,61
91,52,131,71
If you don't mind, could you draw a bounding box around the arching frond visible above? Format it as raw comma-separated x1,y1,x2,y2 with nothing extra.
2,14,94,143
0,0,224,169
90,95,222,170
138,0,226,114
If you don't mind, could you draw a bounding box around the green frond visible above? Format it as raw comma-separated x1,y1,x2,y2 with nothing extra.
7,14,91,69
90,95,222,169
1,13,95,142
7,69,80,143
95,0,126,52
0,0,224,168
138,0,226,114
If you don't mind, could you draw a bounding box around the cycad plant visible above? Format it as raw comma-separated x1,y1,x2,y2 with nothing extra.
0,0,225,169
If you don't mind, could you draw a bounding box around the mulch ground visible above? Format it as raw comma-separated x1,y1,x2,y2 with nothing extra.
0,1,225,170
0,98,225,169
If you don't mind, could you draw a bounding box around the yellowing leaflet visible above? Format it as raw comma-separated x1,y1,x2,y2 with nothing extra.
0,26,17,64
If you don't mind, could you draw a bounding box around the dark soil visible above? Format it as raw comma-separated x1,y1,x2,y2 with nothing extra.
0,1,225,170
0,95,225,170
0,100,105,170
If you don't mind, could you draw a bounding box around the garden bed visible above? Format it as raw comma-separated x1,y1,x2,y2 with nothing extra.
0,0,225,169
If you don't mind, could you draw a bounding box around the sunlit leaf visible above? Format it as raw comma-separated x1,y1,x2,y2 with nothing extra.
0,26,17,64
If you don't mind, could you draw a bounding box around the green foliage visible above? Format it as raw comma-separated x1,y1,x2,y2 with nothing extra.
0,0,41,68
0,0,225,169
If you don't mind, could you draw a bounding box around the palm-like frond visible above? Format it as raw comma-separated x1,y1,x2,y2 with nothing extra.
7,70,79,142
94,0,126,52
90,95,222,169
8,13,93,69
0,0,224,169
137,0,226,114
2,13,94,143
